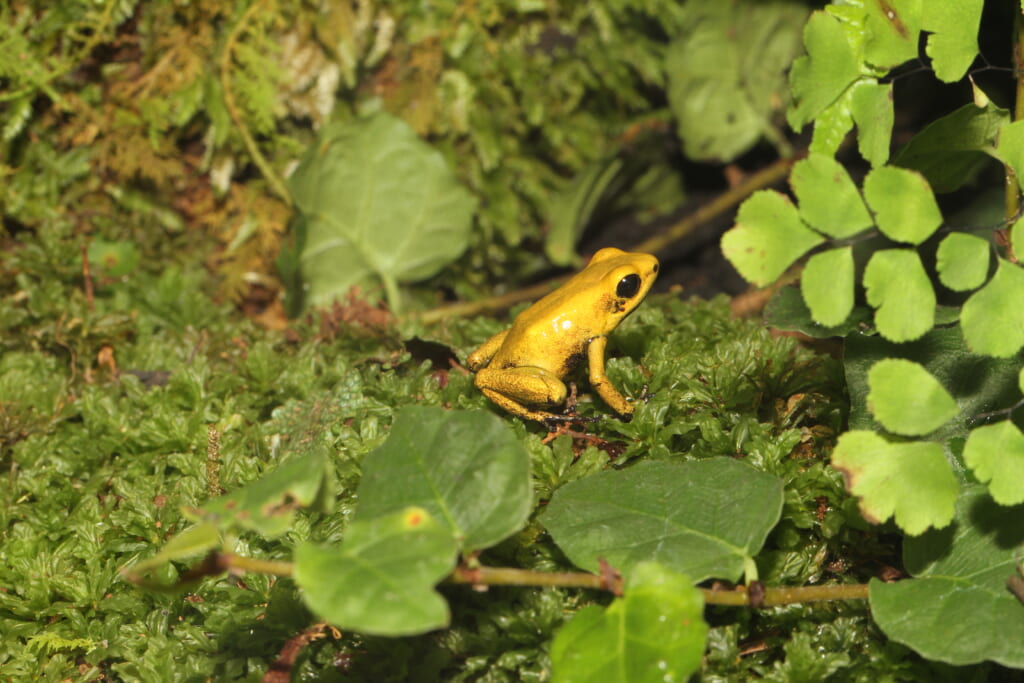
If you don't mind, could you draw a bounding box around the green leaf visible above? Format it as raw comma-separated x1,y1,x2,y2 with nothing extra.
866,359,958,436
787,11,863,130
123,523,220,587
550,563,708,683
666,1,807,161
540,459,784,582
183,447,332,538
961,258,1024,357
288,112,478,312
809,92,855,158
766,285,872,338
935,232,991,291
844,326,1023,449
831,430,958,535
963,421,1024,505
721,190,825,287
790,153,872,238
863,249,936,342
995,119,1024,192
294,508,457,636
801,247,854,327
850,80,894,166
870,487,1024,667
87,238,140,277
862,0,921,69
922,0,983,82
353,407,532,552
862,166,942,244
544,157,624,267
892,103,1007,193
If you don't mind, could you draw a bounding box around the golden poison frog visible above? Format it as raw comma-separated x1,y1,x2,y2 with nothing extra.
467,247,659,423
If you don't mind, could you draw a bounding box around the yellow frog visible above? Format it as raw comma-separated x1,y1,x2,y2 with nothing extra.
467,247,660,423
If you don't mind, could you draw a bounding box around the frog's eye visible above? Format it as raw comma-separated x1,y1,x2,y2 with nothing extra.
616,273,641,299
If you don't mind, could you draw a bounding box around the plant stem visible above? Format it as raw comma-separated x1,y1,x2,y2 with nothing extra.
447,565,869,607
1004,5,1024,260
220,0,293,207
414,153,802,325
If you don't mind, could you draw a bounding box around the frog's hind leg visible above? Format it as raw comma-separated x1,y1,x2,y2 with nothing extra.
475,365,569,422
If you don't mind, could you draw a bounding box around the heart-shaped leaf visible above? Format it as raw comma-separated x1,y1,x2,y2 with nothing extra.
866,359,959,436
863,249,936,342
870,487,1024,667
354,407,531,552
541,459,783,582
961,258,1024,357
294,507,457,636
963,420,1024,505
551,563,708,683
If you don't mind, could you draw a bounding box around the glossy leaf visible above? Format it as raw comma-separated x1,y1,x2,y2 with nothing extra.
294,508,457,636
721,190,824,287
963,421,1024,505
831,430,958,535
892,103,1007,193
288,112,478,311
666,1,806,161
790,154,872,238
183,447,332,538
863,249,935,342
922,0,983,82
850,80,894,167
540,459,783,582
354,407,532,552
961,258,1024,357
871,487,1024,666
550,563,707,683
801,247,854,327
862,166,942,244
787,10,863,130
866,359,958,436
935,232,991,291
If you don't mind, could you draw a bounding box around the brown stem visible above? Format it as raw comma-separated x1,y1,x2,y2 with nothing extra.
447,564,869,607
413,153,802,325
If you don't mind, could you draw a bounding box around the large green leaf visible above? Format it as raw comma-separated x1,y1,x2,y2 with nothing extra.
183,447,332,538
870,487,1024,667
540,459,783,582
790,154,872,238
961,258,1024,357
544,157,624,267
287,112,478,311
892,103,1007,193
721,190,824,287
862,249,935,342
354,407,532,552
866,359,958,437
550,563,707,683
921,0,983,82
666,1,806,161
294,508,457,636
831,430,958,535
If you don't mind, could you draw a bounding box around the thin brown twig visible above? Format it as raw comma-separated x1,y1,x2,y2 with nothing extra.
413,153,803,325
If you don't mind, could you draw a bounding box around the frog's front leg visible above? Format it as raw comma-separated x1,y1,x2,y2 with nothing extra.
586,336,634,418
474,365,571,422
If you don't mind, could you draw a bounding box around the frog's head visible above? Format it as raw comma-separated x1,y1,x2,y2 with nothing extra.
585,247,659,334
